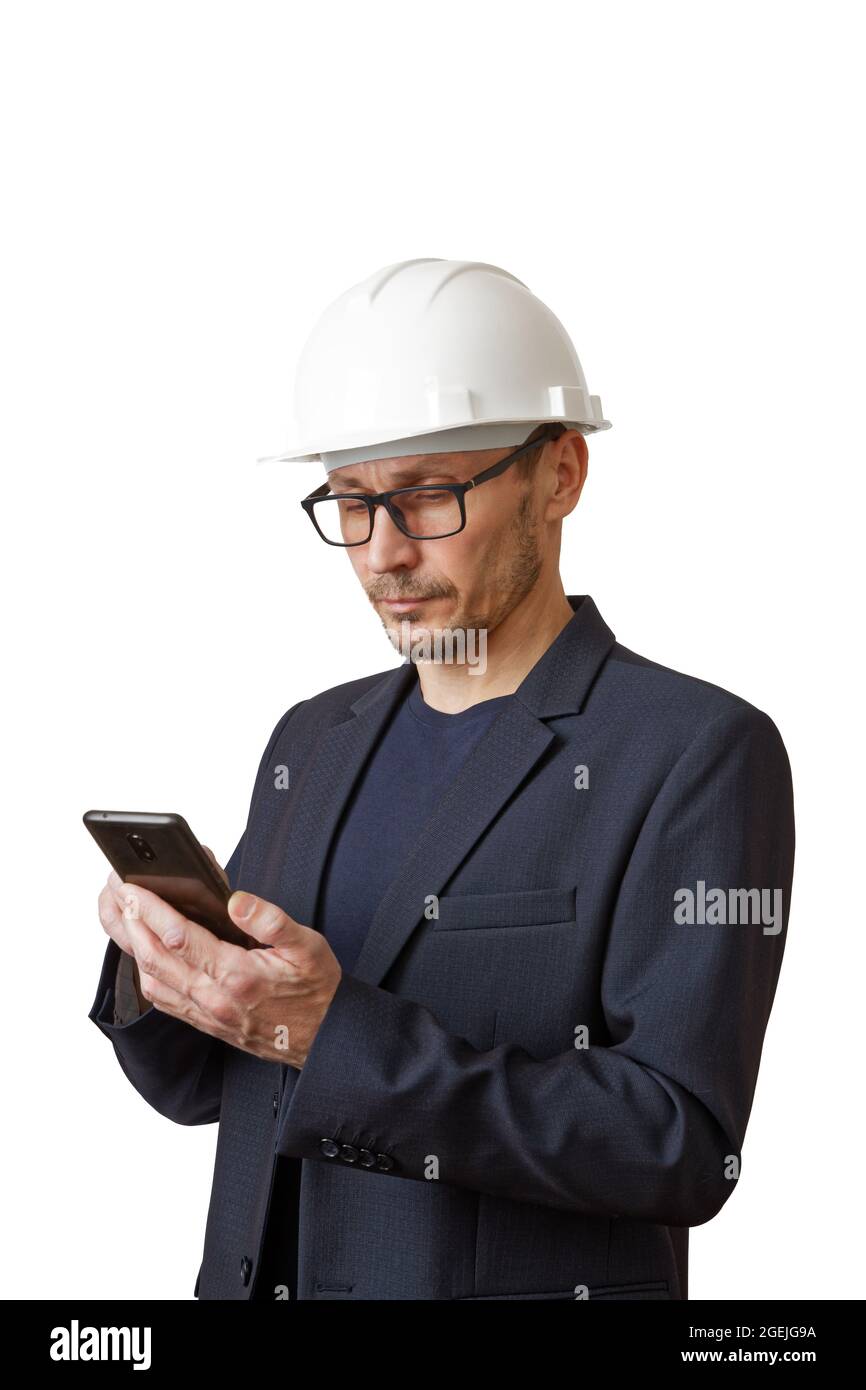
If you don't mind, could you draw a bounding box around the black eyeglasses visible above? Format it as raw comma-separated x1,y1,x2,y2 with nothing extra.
300,425,561,546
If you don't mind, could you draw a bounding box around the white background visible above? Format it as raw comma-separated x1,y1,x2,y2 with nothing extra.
1,0,862,1301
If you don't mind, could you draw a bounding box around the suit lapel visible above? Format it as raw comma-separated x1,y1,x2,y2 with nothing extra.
272,658,416,936
276,595,615,989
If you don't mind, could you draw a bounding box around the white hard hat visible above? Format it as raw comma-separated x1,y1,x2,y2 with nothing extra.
258,257,611,471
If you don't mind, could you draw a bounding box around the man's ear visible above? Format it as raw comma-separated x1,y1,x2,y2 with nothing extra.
547,430,588,517
557,429,588,485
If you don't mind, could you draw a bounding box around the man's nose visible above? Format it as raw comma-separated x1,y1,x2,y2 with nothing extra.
365,501,422,570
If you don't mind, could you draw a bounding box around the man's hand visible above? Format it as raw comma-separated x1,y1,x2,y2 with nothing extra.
96,868,342,1067
97,845,228,1015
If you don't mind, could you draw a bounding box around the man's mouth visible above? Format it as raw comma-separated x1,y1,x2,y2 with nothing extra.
380,596,435,610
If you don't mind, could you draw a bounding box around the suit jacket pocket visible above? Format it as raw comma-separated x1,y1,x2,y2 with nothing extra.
432,885,577,931
455,1278,670,1300
586,1279,670,1300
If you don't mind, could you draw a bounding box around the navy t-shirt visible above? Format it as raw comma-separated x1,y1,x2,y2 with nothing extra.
318,667,515,973
251,666,515,1300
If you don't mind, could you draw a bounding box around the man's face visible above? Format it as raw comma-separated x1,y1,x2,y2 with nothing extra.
325,429,587,649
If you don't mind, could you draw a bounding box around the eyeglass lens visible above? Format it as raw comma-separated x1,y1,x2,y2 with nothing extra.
312,487,463,544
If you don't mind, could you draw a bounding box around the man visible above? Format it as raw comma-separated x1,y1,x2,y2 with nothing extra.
88,258,795,1301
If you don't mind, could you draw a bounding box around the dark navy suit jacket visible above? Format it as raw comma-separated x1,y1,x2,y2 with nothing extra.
87,595,795,1300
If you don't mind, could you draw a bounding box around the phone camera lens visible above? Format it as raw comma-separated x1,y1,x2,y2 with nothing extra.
127,833,156,863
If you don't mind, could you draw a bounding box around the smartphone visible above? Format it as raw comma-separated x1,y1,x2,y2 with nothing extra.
83,810,254,949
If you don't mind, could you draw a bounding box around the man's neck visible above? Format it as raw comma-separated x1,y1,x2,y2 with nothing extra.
413,584,576,714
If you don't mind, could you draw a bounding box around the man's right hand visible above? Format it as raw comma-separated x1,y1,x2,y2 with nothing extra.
96,845,227,1015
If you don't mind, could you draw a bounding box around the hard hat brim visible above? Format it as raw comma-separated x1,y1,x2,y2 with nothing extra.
257,415,612,465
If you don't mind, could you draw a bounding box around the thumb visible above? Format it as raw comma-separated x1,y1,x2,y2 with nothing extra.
227,891,301,946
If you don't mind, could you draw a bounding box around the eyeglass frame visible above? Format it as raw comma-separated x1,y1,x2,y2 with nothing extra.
299,423,563,546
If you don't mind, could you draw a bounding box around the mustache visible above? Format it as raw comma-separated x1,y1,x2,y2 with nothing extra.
368,585,451,601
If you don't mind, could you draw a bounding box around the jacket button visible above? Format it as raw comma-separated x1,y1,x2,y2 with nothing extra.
339,1144,360,1164
272,1092,279,1117
319,1138,340,1158
240,1255,252,1286
375,1153,394,1171
358,1148,376,1168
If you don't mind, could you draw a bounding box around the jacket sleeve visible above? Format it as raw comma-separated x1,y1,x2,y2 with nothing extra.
87,699,306,1125
275,703,795,1228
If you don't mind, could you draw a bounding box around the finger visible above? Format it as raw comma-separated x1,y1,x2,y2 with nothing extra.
122,907,230,1023
122,905,194,996
136,961,208,1028
134,944,234,1039
118,881,235,982
135,967,191,1015
135,966,224,1034
98,881,133,950
227,891,306,949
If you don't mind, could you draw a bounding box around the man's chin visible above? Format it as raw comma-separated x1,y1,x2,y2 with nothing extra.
382,614,428,647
